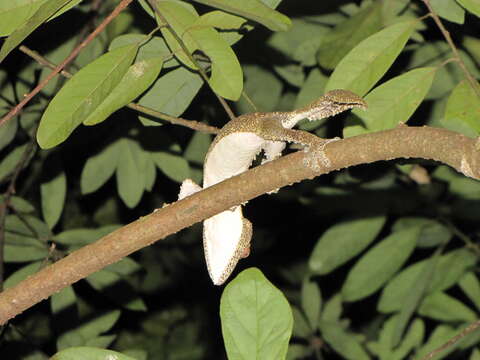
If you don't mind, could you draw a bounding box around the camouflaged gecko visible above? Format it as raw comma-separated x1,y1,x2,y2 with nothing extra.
179,89,367,285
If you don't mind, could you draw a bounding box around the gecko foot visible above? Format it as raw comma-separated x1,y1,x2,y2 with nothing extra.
303,137,340,171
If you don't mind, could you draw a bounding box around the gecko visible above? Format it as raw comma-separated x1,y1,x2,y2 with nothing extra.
178,89,367,285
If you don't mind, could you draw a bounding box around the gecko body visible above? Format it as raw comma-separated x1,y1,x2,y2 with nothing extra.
179,89,367,285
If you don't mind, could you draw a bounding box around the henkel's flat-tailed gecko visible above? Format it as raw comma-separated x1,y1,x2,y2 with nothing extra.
179,89,367,285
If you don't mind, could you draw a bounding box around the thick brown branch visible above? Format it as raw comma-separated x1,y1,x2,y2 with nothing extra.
0,126,478,324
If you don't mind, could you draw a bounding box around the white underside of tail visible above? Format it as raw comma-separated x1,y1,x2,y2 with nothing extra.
179,132,275,285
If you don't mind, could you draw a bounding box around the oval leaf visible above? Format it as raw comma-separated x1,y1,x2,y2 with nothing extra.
378,248,477,312
457,0,480,17
444,79,480,136
138,66,203,125
52,347,136,360
37,44,138,148
220,268,293,360
418,292,477,322
0,0,71,62
352,67,437,132
325,20,416,96
151,151,190,182
190,0,291,31
342,226,420,302
81,141,121,195
116,139,146,208
317,3,382,69
41,169,66,229
83,57,164,125
309,216,386,275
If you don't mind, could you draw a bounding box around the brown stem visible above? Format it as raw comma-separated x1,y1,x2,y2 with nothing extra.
146,0,236,121
421,0,480,98
0,0,134,127
18,46,219,134
0,125,478,324
420,319,480,360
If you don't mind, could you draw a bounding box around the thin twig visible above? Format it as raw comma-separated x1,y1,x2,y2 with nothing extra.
420,319,480,360
19,45,219,134
126,103,219,134
0,0,134,127
421,0,480,98
146,0,236,121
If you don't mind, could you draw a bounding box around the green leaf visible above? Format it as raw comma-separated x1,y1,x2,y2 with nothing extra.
52,347,136,360
109,34,176,66
320,294,343,323
295,69,328,109
0,144,29,182
367,316,424,360
235,65,283,114
138,66,203,125
4,261,42,288
351,67,436,132
37,44,139,148
0,0,73,62
157,1,243,100
0,117,18,151
471,349,480,360
55,225,119,248
325,20,416,96
220,268,293,360
190,0,291,31
292,306,311,338
414,325,458,360
390,249,441,348
378,249,477,312
459,272,480,312
317,3,382,70
41,170,66,229
116,139,147,208
0,0,48,37
151,151,190,183
457,0,480,17
342,227,420,302
4,214,49,262
268,18,328,66
83,57,164,125
56,310,120,350
87,268,147,312
418,292,477,322
444,80,480,136
81,141,121,194
196,11,250,45
273,64,304,87
51,286,77,317
319,321,370,360
309,216,386,275
0,195,35,213
431,0,465,24
188,23,243,100
301,279,321,331
392,217,452,248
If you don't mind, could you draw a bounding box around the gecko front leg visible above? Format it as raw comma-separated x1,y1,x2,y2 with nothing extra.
259,119,339,169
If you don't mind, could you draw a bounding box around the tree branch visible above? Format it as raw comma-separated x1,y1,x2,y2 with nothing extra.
0,125,478,324
422,0,480,98
18,45,219,134
0,0,134,127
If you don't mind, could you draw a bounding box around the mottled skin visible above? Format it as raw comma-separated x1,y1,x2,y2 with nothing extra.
179,89,367,285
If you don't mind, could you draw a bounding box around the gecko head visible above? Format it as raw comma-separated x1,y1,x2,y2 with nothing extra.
323,89,368,111
289,89,368,124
